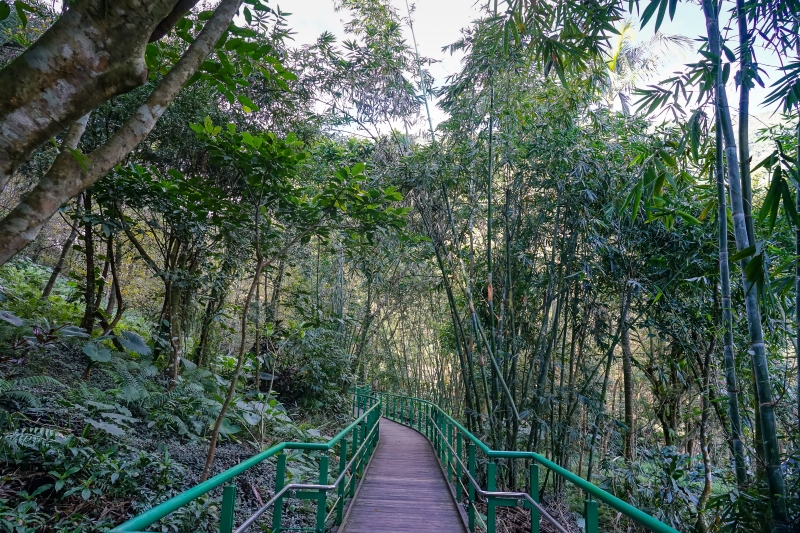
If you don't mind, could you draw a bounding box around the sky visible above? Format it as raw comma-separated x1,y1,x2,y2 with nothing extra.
283,0,482,127
281,0,787,129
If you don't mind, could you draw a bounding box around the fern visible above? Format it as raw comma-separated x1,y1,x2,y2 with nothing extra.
0,375,62,409
2,390,39,407
2,427,62,449
16,375,62,387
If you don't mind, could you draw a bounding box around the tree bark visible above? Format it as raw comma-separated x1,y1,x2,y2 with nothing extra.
0,0,184,185
0,0,245,266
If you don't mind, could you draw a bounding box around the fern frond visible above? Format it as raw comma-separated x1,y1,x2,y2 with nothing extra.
3,390,40,407
2,427,62,449
13,375,63,388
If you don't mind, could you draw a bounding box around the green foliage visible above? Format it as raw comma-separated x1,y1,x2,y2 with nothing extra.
271,328,352,411
0,259,82,325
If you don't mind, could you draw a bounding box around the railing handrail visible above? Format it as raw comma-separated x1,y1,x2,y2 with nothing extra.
110,390,381,533
372,389,680,533
233,416,381,533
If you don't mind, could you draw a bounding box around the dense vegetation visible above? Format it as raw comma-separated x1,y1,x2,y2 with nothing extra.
0,0,798,531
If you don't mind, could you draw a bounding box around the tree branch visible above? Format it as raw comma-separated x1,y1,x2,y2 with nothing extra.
0,0,244,266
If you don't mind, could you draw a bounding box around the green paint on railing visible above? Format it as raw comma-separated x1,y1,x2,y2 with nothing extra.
109,390,380,533
371,389,679,533
111,386,678,533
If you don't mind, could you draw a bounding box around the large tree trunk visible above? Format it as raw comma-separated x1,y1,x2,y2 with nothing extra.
0,0,244,266
702,0,788,528
0,0,205,186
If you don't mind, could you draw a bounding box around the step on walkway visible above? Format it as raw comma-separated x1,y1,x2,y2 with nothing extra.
341,417,466,533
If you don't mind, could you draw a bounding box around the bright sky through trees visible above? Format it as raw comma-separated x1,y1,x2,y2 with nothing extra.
288,0,784,129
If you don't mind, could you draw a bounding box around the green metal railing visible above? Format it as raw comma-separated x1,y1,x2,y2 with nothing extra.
371,389,679,533
109,389,381,533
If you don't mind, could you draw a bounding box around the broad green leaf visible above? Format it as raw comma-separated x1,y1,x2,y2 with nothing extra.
0,310,24,326
83,343,112,363
85,417,125,436
118,331,151,356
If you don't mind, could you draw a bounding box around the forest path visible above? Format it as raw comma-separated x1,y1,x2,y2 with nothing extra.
340,417,467,533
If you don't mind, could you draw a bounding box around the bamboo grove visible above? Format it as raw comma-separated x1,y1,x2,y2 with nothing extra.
0,0,799,531
352,1,800,531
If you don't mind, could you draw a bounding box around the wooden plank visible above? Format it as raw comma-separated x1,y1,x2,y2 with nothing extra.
341,418,466,533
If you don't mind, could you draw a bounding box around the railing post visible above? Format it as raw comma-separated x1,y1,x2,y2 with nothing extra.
369,410,377,455
220,484,236,533
336,441,348,525
447,423,454,482
468,443,476,532
425,404,430,438
357,421,366,477
315,454,329,532
351,424,360,496
487,461,497,533
530,463,539,533
584,499,598,533
456,432,463,501
437,414,444,462
271,453,287,533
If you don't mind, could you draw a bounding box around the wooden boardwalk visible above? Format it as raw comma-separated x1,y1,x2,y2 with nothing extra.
341,417,466,533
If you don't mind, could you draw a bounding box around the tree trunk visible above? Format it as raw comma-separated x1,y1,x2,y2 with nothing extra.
795,113,800,466
0,0,245,266
80,191,96,333
41,195,83,299
736,0,755,246
702,1,788,528
620,286,634,461
694,341,714,533
714,113,748,486
201,257,265,481
0,0,205,184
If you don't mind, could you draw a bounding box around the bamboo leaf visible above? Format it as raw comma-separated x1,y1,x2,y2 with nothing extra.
779,178,800,228
676,210,700,225
640,0,662,28
752,149,778,172
758,166,782,233
730,245,756,262
631,182,643,222
654,0,669,32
